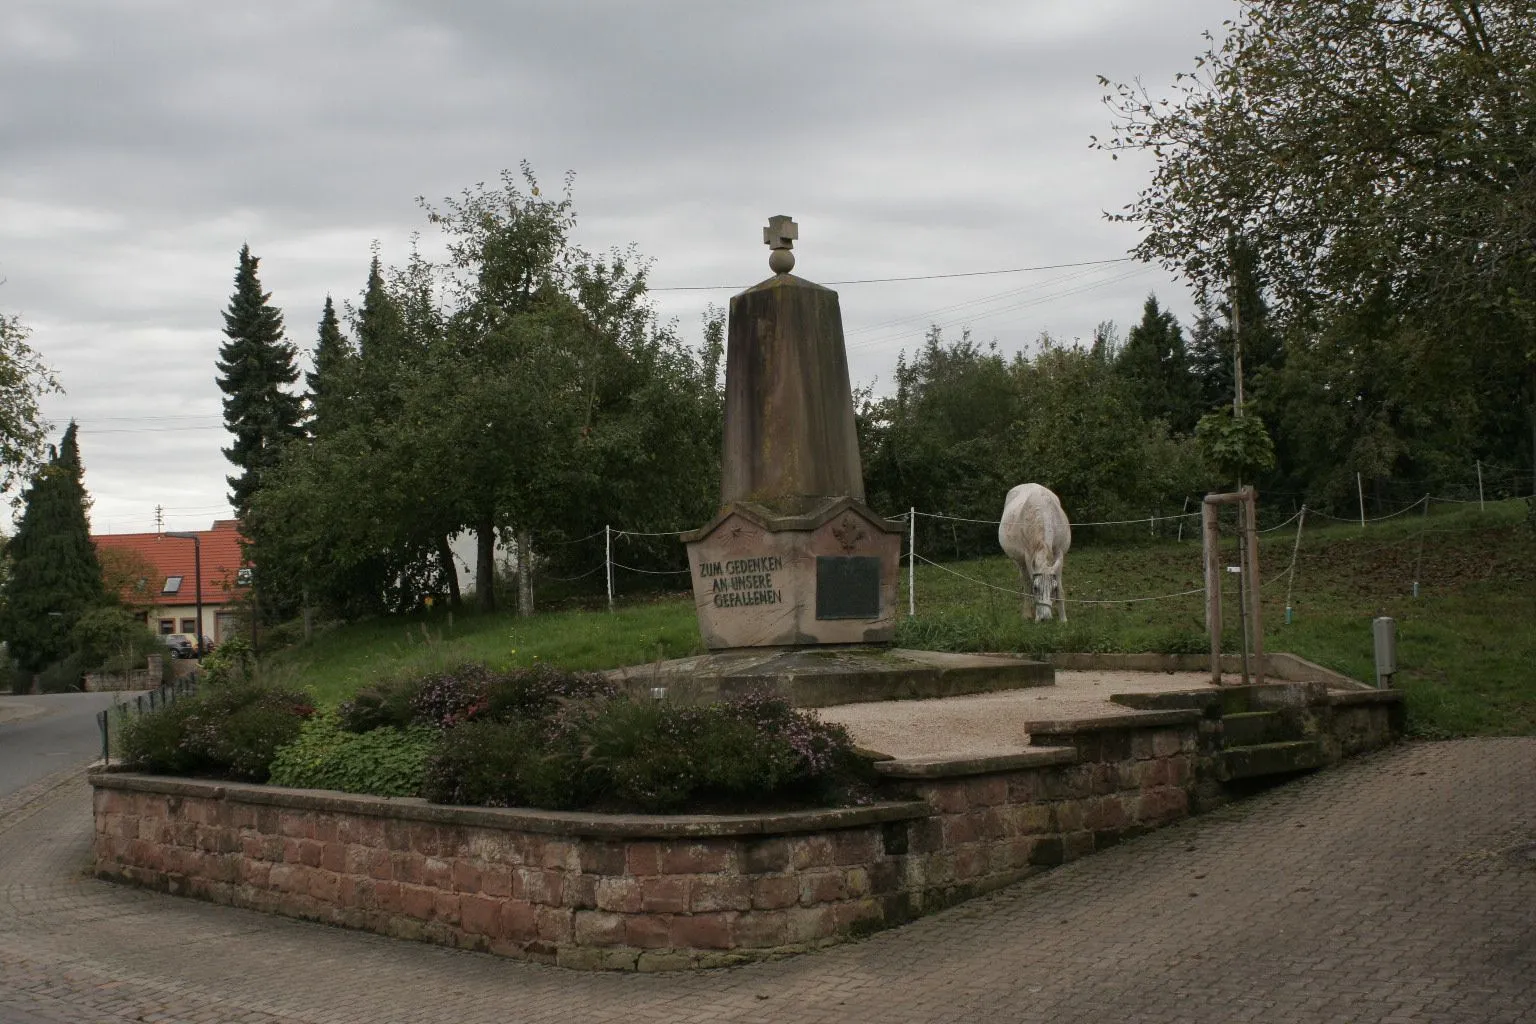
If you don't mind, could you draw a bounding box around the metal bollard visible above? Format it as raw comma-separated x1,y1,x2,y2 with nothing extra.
1372,615,1397,688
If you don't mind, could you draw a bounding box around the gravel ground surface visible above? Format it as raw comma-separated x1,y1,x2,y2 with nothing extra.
821,670,1222,759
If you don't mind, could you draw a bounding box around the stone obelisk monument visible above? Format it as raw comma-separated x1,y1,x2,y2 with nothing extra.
683,217,903,649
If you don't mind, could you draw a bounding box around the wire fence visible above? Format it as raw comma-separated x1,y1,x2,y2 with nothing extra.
96,676,198,763
520,481,1529,615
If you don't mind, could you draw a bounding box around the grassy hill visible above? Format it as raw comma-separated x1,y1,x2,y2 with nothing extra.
265,498,1534,738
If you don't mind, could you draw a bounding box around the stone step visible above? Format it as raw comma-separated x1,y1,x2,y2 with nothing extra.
1219,740,1327,781
1221,710,1303,747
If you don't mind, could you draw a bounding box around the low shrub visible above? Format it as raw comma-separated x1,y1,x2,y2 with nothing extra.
338,678,420,733
268,708,438,797
421,718,593,809
338,663,620,733
72,608,161,672
119,683,315,782
36,653,84,693
419,677,873,814
199,636,255,687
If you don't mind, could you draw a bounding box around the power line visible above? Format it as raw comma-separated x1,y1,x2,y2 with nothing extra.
648,257,1136,292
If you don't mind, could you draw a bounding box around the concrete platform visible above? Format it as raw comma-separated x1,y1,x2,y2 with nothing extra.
820,670,1219,758
605,646,1052,708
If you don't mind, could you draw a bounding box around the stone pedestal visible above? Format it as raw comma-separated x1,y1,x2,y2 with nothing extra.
684,497,902,650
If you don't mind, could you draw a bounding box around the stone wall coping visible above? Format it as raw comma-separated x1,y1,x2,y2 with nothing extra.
874,746,1077,779
1323,687,1404,707
1024,708,1202,736
88,771,932,838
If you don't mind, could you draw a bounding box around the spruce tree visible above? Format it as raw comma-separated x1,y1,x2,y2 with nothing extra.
216,244,304,515
1116,294,1198,433
2,422,105,672
306,295,354,439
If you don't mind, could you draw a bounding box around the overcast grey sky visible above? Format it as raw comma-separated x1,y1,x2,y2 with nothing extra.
1,0,1232,535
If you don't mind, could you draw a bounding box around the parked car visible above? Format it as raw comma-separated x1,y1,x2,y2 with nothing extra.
160,634,195,659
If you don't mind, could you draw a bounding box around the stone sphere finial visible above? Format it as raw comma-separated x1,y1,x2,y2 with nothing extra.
763,215,798,275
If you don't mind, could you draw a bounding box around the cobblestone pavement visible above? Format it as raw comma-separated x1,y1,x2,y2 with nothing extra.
2,739,1533,1024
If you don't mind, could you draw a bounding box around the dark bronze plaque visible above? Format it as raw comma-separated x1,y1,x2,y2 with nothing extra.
816,556,881,620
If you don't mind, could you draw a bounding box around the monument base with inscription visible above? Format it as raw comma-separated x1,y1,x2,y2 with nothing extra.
683,497,903,650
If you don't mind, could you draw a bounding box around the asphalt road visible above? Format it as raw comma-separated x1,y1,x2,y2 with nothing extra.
0,691,131,798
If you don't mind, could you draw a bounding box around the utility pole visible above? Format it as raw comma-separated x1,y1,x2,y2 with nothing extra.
164,531,203,657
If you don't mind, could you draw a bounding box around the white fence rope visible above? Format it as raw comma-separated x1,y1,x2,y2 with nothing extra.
910,553,1204,606
527,488,1514,610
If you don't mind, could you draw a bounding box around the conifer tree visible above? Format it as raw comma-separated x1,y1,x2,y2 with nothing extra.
2,422,105,672
306,295,354,439
216,244,304,515
1116,294,1198,433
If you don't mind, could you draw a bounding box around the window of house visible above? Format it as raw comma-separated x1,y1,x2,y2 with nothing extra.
180,618,197,634
162,576,183,595
236,568,253,587
158,619,175,635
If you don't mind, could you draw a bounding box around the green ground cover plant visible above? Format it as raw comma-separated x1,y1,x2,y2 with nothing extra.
267,709,437,797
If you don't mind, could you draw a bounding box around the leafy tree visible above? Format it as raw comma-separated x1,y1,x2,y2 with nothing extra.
216,244,304,515
1,422,105,673
1195,404,1277,487
1097,0,1536,491
98,546,158,614
0,302,60,497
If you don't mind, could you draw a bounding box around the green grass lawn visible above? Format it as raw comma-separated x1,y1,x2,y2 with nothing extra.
265,498,1535,737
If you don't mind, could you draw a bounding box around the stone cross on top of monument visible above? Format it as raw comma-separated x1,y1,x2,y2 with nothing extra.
764,215,798,274
722,214,862,510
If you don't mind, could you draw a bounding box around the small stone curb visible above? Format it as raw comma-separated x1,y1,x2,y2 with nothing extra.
874,746,1077,779
1023,708,1202,735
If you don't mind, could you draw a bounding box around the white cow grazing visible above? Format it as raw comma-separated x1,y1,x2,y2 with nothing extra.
998,483,1072,622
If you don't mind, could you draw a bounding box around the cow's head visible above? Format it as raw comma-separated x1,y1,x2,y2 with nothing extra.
1029,571,1055,622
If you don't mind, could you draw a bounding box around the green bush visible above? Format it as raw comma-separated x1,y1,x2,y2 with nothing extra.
337,678,421,733
71,607,159,672
268,708,437,796
417,674,873,813
200,635,254,687
36,652,84,693
2,659,25,696
119,682,315,782
337,663,619,733
421,718,592,809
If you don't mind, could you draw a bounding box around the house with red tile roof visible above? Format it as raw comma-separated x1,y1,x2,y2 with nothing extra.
92,519,250,645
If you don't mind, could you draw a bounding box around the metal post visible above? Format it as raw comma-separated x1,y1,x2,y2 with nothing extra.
1413,495,1430,597
1477,460,1485,511
1236,507,1251,686
1178,496,1190,543
1285,506,1305,623
1357,472,1366,529
604,525,614,613
1202,498,1221,683
98,709,109,764
1244,487,1264,688
908,507,916,618
165,531,203,656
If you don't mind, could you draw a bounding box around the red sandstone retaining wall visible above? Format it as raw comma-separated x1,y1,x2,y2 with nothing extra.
90,695,1400,971
90,713,1201,970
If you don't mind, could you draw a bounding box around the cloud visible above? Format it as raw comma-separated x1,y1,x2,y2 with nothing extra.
1,0,1230,532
